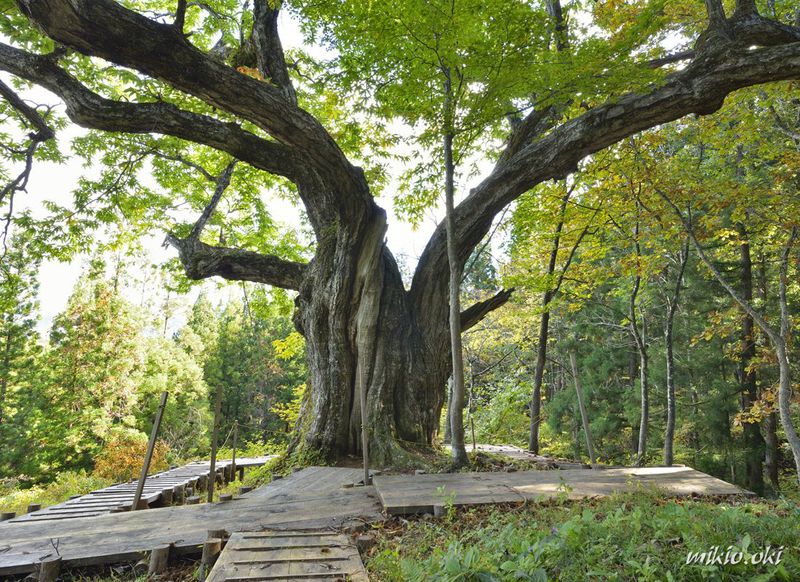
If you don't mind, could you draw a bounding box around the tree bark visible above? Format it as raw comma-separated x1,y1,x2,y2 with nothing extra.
736,222,765,495
663,239,689,466
757,252,780,491
630,217,649,467
443,68,469,467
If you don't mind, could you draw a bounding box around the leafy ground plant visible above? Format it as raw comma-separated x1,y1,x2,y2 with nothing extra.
366,489,799,581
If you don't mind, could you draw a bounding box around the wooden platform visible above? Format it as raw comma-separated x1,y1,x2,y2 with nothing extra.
0,467,380,576
207,531,368,582
373,466,749,515
6,457,274,524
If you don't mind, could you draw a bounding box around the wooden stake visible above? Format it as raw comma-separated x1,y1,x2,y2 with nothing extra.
207,528,227,541
208,383,223,503
161,488,173,506
148,543,172,575
174,484,185,504
37,557,61,582
132,391,169,511
199,537,222,581
569,351,597,469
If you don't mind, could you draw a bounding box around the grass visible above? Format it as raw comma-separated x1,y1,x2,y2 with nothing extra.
365,489,800,581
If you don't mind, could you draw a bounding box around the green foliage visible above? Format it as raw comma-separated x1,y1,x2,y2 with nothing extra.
92,426,169,483
0,470,112,517
368,492,800,581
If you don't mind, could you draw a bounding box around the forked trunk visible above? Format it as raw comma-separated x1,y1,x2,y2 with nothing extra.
290,207,451,465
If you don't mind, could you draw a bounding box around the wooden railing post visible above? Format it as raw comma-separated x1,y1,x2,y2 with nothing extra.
132,391,168,511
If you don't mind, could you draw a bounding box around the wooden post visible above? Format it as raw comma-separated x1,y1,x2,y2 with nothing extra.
132,391,169,511
0,511,15,521
208,528,227,541
569,351,597,469
148,543,172,575
208,383,223,503
174,484,185,504
37,557,61,582
161,488,173,506
27,503,41,514
199,537,222,581
230,420,238,482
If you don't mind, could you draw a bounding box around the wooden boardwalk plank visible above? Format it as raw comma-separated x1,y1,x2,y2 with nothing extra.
2,456,275,525
0,467,379,576
207,531,368,582
374,466,748,515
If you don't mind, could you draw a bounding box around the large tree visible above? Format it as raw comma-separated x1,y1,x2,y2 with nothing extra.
2,0,800,464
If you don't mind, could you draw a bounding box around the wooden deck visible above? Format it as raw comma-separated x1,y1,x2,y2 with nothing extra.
0,467,380,576
6,457,274,524
207,531,368,582
0,462,748,576
373,465,748,515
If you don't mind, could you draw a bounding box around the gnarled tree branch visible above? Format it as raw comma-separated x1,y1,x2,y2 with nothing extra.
252,0,297,105
460,288,514,331
0,42,304,183
411,22,800,315
165,234,307,290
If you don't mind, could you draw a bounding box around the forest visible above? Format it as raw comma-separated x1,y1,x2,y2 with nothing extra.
1,0,800,580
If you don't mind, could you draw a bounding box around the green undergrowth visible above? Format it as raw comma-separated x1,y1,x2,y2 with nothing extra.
0,471,112,516
365,489,800,581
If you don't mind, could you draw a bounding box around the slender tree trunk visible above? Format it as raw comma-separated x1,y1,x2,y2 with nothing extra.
443,377,453,444
757,252,780,490
737,223,765,495
529,192,570,453
630,217,649,467
664,240,689,466
569,351,597,468
0,328,11,427
443,68,469,467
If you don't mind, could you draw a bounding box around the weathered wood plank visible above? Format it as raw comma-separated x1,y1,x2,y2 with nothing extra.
206,531,368,582
0,467,378,576
3,456,275,525
373,466,748,515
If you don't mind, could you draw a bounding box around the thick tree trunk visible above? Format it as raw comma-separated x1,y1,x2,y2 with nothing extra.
737,223,765,495
764,412,780,490
292,211,451,465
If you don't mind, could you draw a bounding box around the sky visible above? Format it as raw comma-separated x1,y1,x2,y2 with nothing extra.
2,9,500,338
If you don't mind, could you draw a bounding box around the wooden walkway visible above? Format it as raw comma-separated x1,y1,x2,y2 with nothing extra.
0,467,380,576
6,457,274,524
207,531,368,582
0,463,748,576
373,466,749,515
